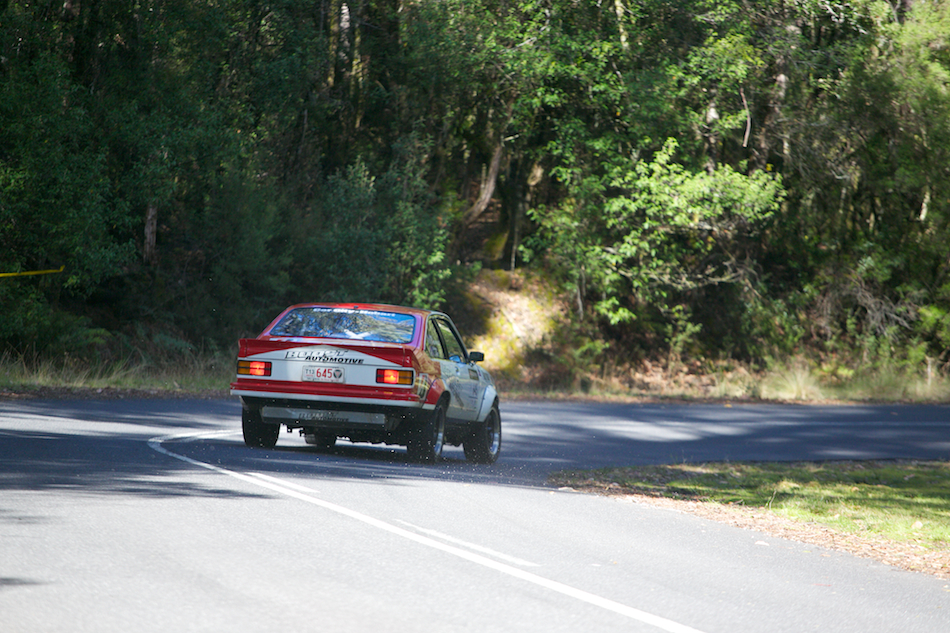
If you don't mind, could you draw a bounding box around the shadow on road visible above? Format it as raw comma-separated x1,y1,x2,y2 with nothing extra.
0,398,267,498
2,398,949,498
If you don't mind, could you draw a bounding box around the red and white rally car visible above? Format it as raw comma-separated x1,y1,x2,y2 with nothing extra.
230,303,501,463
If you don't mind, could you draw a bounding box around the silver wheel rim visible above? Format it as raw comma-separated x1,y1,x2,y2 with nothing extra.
487,410,500,456
433,408,445,457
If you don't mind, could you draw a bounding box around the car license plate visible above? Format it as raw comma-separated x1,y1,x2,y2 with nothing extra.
302,366,345,383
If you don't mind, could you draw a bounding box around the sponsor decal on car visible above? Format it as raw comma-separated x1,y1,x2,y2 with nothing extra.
285,349,365,364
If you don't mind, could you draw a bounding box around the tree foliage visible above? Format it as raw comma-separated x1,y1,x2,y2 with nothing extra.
2,0,950,373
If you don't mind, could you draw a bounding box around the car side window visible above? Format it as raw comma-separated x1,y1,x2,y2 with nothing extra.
426,319,445,359
434,318,466,363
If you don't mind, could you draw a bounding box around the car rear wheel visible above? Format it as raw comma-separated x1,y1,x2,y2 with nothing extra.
463,405,501,464
243,407,279,448
304,432,337,450
407,403,446,463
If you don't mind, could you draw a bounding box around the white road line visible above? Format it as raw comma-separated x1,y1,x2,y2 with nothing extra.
148,432,709,633
246,475,539,567
176,430,236,443
395,520,540,567
246,471,323,493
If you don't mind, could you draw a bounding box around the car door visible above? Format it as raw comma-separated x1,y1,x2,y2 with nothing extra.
431,316,481,422
424,317,462,422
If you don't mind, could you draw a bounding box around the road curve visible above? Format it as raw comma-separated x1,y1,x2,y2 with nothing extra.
1,397,948,633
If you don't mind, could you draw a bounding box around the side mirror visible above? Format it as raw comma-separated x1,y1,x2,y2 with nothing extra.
468,351,484,363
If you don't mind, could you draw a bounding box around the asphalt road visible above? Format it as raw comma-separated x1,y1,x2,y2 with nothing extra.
1,397,949,632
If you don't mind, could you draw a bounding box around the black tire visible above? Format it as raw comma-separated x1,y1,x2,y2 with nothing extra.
304,432,337,450
407,403,446,463
463,405,501,464
242,407,279,448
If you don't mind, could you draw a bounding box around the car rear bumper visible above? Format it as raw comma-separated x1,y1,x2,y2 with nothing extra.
232,387,430,408
260,406,386,429
235,393,430,433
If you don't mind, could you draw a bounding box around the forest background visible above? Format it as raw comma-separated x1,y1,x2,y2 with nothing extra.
3,0,950,397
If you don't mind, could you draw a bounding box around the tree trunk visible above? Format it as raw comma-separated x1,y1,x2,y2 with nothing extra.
460,142,504,229
144,203,158,265
614,0,629,51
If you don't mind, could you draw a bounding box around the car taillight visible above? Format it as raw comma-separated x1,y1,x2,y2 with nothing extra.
237,360,272,377
377,369,413,385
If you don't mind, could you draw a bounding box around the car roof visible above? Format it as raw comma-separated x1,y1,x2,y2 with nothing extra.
280,302,441,319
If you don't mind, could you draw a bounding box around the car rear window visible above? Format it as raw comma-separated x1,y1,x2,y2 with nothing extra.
267,307,417,343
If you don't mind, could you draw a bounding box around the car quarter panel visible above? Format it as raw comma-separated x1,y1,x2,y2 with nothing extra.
474,371,498,422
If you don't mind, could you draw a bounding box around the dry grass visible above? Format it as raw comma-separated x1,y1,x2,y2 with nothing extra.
6,270,950,405
0,351,233,396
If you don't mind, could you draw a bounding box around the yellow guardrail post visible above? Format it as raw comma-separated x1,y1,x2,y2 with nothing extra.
0,265,66,278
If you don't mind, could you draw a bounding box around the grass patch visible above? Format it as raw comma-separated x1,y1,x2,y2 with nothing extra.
550,460,950,550
823,369,950,402
0,351,233,395
759,361,824,401
533,359,950,404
